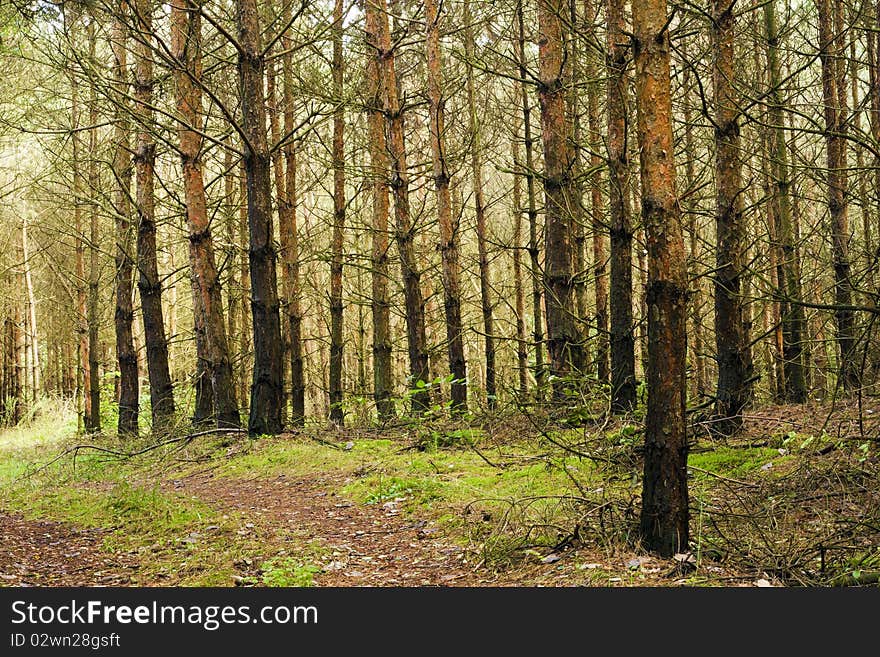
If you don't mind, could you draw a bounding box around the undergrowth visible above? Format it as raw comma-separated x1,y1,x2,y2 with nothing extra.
1,398,878,586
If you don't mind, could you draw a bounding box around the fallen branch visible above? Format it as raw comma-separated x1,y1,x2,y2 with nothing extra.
12,428,244,483
689,465,759,488
470,443,506,469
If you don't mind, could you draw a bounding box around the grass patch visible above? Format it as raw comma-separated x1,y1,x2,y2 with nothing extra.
689,446,783,478
213,437,400,479
0,397,77,453
3,399,875,587
5,481,208,530
344,474,443,505
0,407,325,586
254,556,320,587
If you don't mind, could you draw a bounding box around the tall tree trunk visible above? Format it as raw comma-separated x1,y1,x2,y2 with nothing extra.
538,0,582,398
22,216,40,399
765,1,806,402
63,5,87,432
134,0,175,429
636,219,649,378
850,42,871,264
356,264,367,396
17,296,26,415
682,65,706,401
379,4,431,413
236,0,284,435
633,0,689,556
818,0,858,392
512,134,529,400
86,19,101,433
426,0,467,413
516,0,546,399
712,0,752,435
569,0,588,350
237,160,251,405
223,146,239,390
329,0,347,425
111,9,138,436
13,310,24,424
586,0,609,385
280,9,305,428
607,0,636,412
465,0,496,408
268,61,288,425
172,0,239,428
869,2,880,259
365,0,394,421
418,229,442,391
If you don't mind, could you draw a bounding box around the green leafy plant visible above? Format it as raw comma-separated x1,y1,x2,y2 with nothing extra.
259,557,319,587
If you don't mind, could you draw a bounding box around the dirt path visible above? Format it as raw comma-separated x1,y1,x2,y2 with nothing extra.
170,471,501,586
1,471,686,587
0,472,509,587
0,512,140,586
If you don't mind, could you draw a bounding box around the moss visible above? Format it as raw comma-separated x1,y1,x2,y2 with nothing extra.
688,447,783,478
214,437,399,479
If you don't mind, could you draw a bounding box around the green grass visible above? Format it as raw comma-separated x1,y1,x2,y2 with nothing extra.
214,437,400,479
689,446,784,478
0,397,78,452
0,402,320,586
344,474,443,505
255,556,321,587
5,398,867,587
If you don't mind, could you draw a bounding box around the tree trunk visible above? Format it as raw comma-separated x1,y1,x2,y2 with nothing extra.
712,0,752,435
850,43,871,265
172,0,239,428
223,145,239,390
538,0,582,399
764,1,806,403
607,0,636,412
22,216,40,401
63,5,87,433
236,0,284,435
356,264,368,396
379,4,431,414
111,9,138,436
134,0,175,429
465,0,496,409
280,19,305,427
818,0,858,392
268,61,288,425
570,0,588,352
869,2,880,260
86,19,101,433
516,0,546,400
586,0,609,385
512,134,529,400
633,0,689,556
682,64,706,402
329,0,346,425
237,159,251,405
365,0,394,422
13,310,24,424
15,299,26,420
426,0,467,413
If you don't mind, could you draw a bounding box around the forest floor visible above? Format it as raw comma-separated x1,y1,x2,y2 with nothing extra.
1,398,879,587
